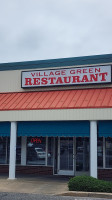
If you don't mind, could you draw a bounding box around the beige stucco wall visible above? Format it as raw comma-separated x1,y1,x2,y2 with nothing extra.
0,108,112,121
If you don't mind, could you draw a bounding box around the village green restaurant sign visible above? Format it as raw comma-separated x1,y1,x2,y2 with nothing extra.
21,65,111,88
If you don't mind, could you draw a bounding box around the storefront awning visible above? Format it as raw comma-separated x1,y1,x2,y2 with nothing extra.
98,121,112,137
0,122,10,136
0,88,112,110
17,121,90,137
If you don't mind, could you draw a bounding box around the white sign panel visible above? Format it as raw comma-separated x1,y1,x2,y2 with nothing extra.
21,65,111,88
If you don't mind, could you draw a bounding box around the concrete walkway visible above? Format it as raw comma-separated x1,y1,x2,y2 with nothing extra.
0,174,69,195
0,174,112,199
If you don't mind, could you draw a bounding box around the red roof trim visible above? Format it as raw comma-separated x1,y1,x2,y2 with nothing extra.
0,88,112,111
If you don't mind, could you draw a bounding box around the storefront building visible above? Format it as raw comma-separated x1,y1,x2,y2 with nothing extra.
0,54,112,180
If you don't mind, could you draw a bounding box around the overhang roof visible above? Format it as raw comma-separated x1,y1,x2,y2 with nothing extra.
0,88,112,111
0,54,112,71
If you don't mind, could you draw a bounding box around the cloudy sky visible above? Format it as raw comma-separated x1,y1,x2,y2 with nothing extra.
0,0,112,63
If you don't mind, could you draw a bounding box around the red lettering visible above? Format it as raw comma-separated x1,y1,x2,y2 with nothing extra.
95,68,100,73
36,72,39,76
38,72,43,76
83,69,87,73
70,70,75,74
44,72,48,76
72,76,80,83
90,74,98,82
33,78,40,85
38,139,41,143
30,138,42,143
63,76,71,83
61,70,66,75
41,78,48,85
31,138,33,143
31,73,35,77
56,77,63,84
89,68,93,73
81,75,89,82
49,71,54,76
77,69,81,74
55,71,60,75
99,72,108,81
25,78,32,85
48,77,56,84
33,138,38,143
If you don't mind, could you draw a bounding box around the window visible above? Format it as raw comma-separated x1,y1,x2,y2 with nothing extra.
0,137,7,164
16,137,21,164
7,137,21,164
76,137,89,171
105,138,112,168
48,137,53,166
97,137,103,168
27,137,46,165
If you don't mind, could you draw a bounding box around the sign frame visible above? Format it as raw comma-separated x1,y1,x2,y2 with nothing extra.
21,65,112,88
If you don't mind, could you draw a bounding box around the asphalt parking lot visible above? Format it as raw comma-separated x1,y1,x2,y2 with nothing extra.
0,193,109,200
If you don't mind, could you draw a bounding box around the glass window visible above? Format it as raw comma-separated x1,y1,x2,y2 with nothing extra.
97,137,103,168
0,137,7,164
7,137,10,164
48,137,53,166
76,137,89,171
105,138,112,168
7,137,21,165
60,137,73,171
27,137,46,165
16,137,21,164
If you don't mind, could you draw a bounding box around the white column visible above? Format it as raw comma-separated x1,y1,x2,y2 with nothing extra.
9,122,17,180
21,136,27,165
90,121,97,178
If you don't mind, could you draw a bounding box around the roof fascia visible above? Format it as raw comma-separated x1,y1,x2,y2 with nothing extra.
0,54,112,71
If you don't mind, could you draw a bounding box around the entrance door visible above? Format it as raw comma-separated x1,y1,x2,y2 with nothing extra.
58,137,74,176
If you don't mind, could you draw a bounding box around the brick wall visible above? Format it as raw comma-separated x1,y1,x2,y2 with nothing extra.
0,165,112,180
98,169,112,180
0,165,53,175
0,165,9,173
16,166,53,175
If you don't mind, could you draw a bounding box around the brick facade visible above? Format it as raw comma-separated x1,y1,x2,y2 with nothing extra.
0,165,53,175
98,169,112,180
0,165,112,180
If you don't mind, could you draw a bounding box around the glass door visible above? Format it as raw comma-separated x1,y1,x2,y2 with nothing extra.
76,137,90,176
58,137,74,176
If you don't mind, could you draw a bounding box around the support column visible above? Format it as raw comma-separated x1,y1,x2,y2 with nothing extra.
90,121,97,178
21,136,27,165
9,122,17,179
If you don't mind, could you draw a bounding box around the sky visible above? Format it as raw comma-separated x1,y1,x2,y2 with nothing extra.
0,0,112,63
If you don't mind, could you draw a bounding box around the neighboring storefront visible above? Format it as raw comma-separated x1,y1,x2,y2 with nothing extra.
0,54,112,180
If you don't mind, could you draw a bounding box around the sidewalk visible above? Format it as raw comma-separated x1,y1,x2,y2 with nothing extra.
0,174,112,199
0,174,69,195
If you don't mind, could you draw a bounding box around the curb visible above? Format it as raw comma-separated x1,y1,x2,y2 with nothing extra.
58,191,112,199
